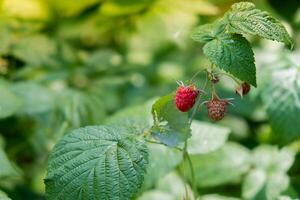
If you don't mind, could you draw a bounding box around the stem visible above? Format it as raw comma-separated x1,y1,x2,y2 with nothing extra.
190,70,203,84
145,139,183,152
183,92,203,199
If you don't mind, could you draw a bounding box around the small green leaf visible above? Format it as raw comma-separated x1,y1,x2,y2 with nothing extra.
188,121,230,154
181,142,250,187
191,21,226,43
0,80,21,119
151,94,191,147
242,169,289,200
224,2,293,48
0,146,21,185
11,82,55,115
261,67,300,143
0,190,11,200
242,145,294,200
251,145,295,172
203,33,256,86
12,35,57,67
45,125,148,200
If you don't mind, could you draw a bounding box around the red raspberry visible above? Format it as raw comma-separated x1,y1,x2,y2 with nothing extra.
236,82,251,96
175,84,199,112
206,96,229,121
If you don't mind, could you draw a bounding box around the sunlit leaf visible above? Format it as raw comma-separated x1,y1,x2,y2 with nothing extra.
151,94,191,147
45,125,148,200
203,33,256,86
181,142,250,187
261,67,300,142
224,2,293,48
188,120,230,154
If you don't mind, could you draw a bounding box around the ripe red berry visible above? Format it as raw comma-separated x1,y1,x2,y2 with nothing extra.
206,96,229,121
175,84,199,112
236,82,251,96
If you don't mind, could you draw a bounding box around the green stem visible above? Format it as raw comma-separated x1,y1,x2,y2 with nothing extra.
145,139,183,152
183,92,203,199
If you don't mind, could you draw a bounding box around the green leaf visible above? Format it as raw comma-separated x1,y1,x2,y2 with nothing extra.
0,147,21,183
201,194,240,200
85,49,122,72
224,2,293,48
105,101,153,135
188,120,230,154
100,0,152,16
142,143,182,190
261,67,300,142
139,172,193,200
48,0,100,17
203,33,256,86
45,125,148,200
0,190,11,200
181,142,250,187
191,21,226,43
251,145,295,172
242,145,294,200
12,35,57,67
57,89,106,128
11,82,55,115
137,191,173,200
0,26,13,55
242,169,289,200
0,80,21,119
151,94,191,147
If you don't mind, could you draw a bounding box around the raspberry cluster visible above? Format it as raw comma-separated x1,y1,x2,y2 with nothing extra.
174,79,250,121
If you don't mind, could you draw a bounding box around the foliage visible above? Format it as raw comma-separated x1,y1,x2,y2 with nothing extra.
0,0,299,200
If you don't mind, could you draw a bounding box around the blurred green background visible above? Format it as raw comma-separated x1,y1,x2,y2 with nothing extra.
0,0,300,199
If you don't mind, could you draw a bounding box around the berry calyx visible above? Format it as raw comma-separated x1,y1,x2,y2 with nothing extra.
236,82,251,97
175,84,199,112
206,96,229,121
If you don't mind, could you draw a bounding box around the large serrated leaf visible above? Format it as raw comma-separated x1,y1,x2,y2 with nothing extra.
224,2,293,48
45,125,148,200
151,94,191,147
261,67,300,142
203,33,256,86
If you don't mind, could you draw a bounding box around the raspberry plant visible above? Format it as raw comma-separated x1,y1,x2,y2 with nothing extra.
42,2,295,200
